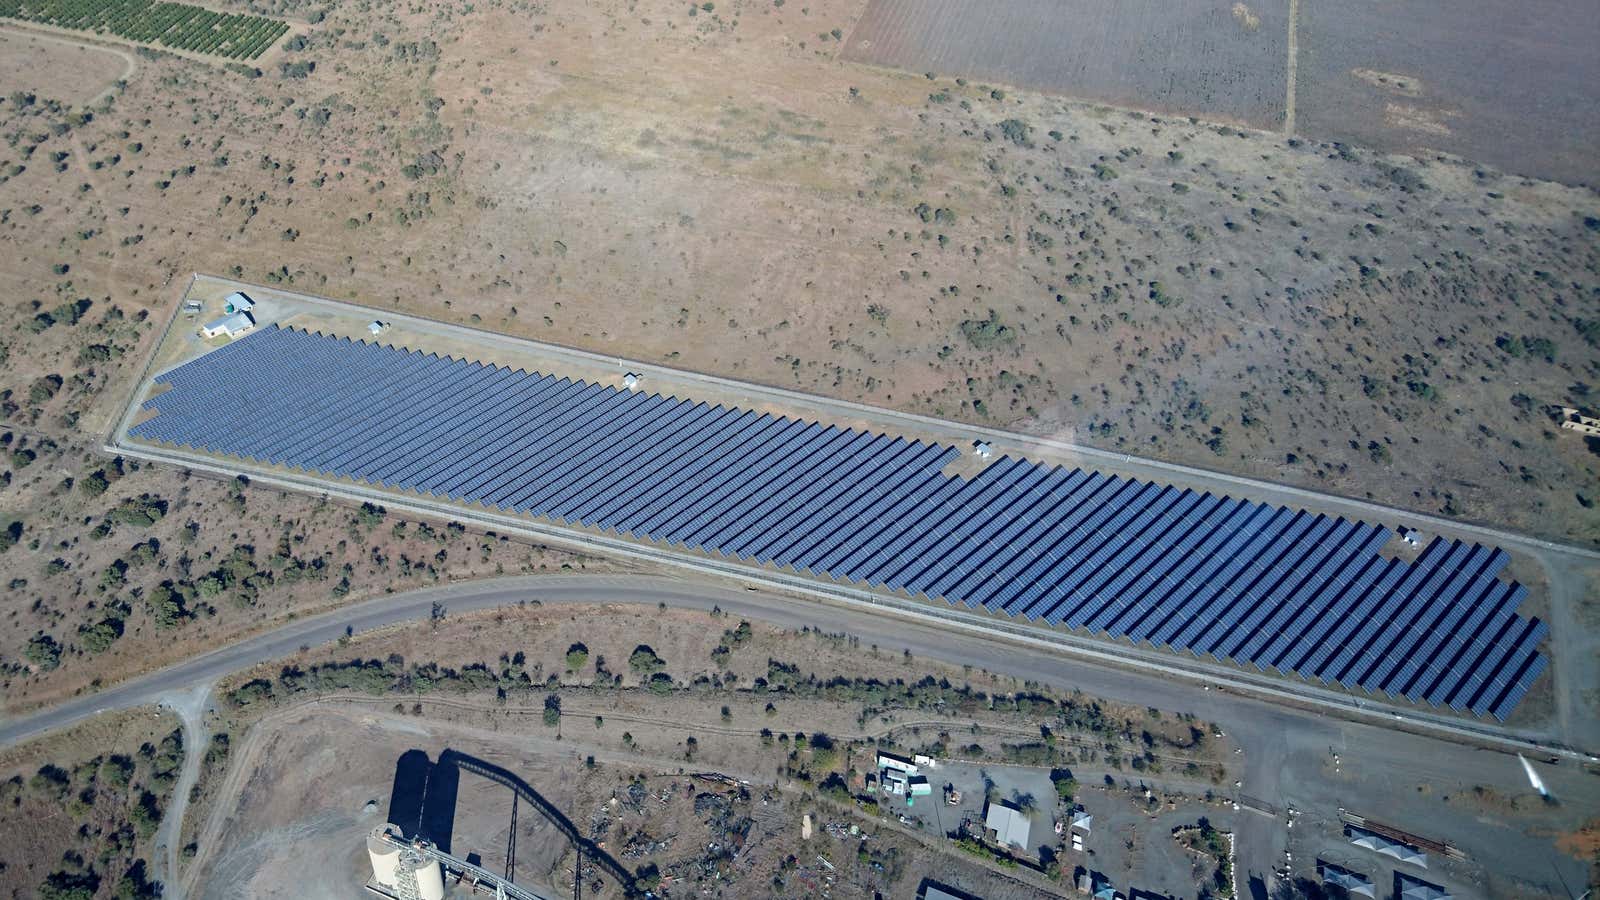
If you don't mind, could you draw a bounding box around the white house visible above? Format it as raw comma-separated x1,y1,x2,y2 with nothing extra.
224,292,255,313
201,310,255,339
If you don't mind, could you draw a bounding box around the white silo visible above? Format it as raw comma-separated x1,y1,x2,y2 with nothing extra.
367,824,404,888
402,848,445,900
368,823,444,900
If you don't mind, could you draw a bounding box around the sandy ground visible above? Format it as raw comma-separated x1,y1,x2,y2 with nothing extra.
0,28,133,106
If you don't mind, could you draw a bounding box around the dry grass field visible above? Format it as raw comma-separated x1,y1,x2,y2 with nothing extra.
0,29,132,107
1294,0,1600,187
0,707,182,899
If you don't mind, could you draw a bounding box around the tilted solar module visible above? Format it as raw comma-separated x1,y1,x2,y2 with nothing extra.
127,325,1550,720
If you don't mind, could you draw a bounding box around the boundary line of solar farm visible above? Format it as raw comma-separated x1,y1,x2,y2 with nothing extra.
99,276,1590,755
104,434,1592,762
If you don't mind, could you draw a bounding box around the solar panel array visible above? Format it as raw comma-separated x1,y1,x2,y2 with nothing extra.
130,325,1549,719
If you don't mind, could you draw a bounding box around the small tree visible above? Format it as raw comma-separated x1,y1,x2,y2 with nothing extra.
25,633,62,670
565,643,589,672
1050,768,1077,803
629,645,665,675
542,693,561,727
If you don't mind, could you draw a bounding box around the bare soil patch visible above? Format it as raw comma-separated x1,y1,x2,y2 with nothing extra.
189,602,1228,898
197,704,1072,899
0,28,130,106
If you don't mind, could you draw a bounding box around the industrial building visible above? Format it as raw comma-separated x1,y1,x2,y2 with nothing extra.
983,800,1031,850
1348,825,1429,866
1396,873,1454,900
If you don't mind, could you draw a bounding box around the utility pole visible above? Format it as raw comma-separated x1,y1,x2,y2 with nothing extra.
506,792,518,883
573,842,583,900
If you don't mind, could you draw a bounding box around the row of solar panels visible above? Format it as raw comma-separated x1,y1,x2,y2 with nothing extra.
129,325,1549,719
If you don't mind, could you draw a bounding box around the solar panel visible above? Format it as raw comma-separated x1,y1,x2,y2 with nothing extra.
126,325,1551,720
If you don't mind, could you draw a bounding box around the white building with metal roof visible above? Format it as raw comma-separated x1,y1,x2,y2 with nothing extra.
983,800,1030,850
201,310,255,339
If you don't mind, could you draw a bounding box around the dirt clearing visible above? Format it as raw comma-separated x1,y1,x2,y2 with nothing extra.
0,28,131,106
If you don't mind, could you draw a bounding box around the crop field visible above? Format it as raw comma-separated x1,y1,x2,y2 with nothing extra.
0,0,288,59
842,0,1598,184
1293,0,1600,187
841,0,1289,131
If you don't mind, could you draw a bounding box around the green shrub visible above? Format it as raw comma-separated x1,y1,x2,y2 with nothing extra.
80,469,110,496
565,642,589,672
36,870,98,900
629,645,665,674
78,617,125,653
997,118,1031,147
0,520,22,551
110,496,167,526
958,310,1016,350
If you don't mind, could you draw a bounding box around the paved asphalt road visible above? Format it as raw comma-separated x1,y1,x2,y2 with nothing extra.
2,574,1593,896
